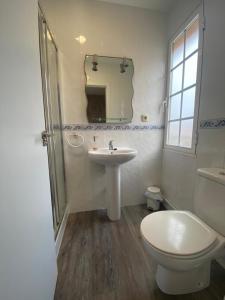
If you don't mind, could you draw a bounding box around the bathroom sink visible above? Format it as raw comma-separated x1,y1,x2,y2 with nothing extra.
88,147,137,166
88,147,137,221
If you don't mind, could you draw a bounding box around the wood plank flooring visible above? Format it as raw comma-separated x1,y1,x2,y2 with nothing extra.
54,205,225,300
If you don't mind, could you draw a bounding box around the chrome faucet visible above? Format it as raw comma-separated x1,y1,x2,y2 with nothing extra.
109,140,114,150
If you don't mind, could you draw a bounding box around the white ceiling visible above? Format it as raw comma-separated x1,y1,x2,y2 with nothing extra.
96,0,178,12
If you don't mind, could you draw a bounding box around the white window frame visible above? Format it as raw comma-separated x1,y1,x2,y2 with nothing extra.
164,7,204,154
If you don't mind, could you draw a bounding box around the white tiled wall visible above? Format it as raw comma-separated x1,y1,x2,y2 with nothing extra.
40,0,167,212
64,130,163,212
162,0,225,210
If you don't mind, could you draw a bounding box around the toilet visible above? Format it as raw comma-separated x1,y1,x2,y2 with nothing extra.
140,168,225,295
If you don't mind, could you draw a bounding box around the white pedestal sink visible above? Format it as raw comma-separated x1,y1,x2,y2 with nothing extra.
88,148,137,221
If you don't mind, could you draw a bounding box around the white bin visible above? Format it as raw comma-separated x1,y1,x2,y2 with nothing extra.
145,186,162,211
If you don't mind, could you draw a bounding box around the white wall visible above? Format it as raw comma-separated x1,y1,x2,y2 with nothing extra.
0,1,57,299
40,0,167,212
167,0,201,40
162,0,225,210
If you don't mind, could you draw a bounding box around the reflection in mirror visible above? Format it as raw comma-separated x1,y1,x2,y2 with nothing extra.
85,55,134,123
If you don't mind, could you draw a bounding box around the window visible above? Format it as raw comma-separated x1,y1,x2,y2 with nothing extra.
165,14,202,152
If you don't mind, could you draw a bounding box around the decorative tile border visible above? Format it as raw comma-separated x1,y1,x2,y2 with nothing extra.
63,123,164,131
62,119,225,131
200,118,225,129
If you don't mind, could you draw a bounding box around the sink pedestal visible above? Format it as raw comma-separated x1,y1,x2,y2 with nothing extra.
88,147,137,221
106,165,121,221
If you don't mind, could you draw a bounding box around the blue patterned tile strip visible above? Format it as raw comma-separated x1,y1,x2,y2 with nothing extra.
63,124,165,131
63,119,225,131
200,118,225,129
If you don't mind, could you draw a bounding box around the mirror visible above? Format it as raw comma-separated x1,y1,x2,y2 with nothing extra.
85,55,134,123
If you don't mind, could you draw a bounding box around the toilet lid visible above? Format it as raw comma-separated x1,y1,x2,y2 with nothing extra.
147,186,160,194
141,211,217,256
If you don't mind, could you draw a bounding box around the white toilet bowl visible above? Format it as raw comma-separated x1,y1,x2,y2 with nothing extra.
141,210,225,295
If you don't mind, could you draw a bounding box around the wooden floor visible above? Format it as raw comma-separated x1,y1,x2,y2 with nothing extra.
54,205,225,300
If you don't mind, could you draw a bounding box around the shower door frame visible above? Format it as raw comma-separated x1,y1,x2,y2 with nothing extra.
38,6,67,237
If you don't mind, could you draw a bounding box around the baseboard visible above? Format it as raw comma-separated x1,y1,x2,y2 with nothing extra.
163,197,176,210
55,205,69,257
69,199,147,214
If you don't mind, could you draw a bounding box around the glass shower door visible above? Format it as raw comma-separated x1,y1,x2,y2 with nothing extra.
39,10,67,236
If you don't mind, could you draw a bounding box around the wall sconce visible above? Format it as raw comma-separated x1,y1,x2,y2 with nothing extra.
92,54,98,71
120,57,128,73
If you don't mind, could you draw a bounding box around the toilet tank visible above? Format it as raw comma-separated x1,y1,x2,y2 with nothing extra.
194,168,225,237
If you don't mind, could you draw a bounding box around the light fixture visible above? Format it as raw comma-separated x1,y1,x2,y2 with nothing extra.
75,35,87,44
92,54,98,71
120,57,128,73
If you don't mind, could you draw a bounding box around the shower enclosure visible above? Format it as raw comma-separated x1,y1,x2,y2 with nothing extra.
38,8,67,236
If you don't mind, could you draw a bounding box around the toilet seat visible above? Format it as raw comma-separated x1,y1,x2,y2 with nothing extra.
141,211,217,257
